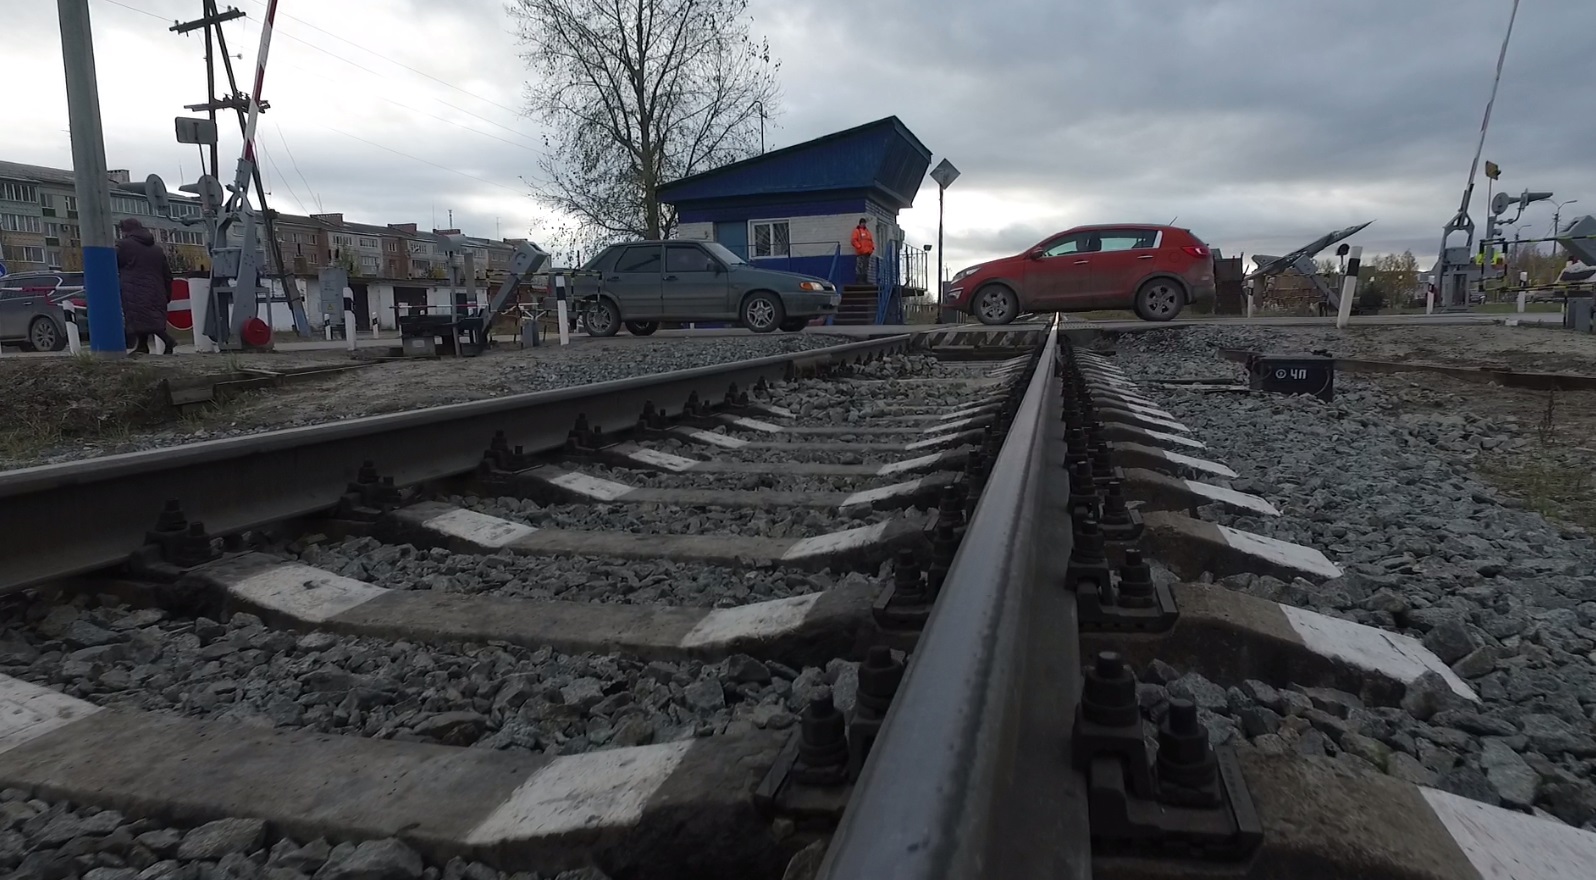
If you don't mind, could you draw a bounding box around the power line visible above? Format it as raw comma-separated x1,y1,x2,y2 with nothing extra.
324,126,524,195
95,0,173,23
256,138,310,215
234,3,543,153
238,0,524,117
274,123,322,214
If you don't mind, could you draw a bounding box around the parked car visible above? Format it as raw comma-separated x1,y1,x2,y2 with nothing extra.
946,224,1217,325
567,240,841,336
0,271,84,351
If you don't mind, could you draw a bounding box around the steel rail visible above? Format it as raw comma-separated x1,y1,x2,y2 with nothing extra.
0,335,911,593
819,321,1091,879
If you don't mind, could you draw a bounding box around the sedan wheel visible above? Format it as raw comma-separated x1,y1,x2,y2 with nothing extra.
1134,279,1185,322
742,293,784,333
27,318,64,352
974,285,1018,326
586,299,622,337
625,321,659,336
779,318,809,332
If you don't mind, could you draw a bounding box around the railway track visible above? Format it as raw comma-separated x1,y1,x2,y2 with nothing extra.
0,325,1592,880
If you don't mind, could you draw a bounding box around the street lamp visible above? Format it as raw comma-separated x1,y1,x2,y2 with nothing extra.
929,158,960,314
1550,198,1578,241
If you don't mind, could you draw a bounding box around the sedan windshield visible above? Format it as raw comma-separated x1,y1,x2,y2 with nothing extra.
702,242,746,266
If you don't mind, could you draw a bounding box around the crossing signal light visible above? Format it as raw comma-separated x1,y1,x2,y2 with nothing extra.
1485,161,1501,180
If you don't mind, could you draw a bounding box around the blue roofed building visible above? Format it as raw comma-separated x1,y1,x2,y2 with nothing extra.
657,116,936,324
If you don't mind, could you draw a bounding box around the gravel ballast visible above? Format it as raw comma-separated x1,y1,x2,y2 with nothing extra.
291,536,866,606
454,495,916,540
3,333,854,470
0,792,610,879
1109,326,1596,829
0,597,864,759
569,462,881,495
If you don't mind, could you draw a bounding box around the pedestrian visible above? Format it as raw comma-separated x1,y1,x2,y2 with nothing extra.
851,217,875,283
115,217,176,354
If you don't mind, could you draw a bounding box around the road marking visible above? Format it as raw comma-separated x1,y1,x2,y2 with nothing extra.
625,448,699,472
228,562,389,623
1109,410,1191,433
676,428,749,449
724,416,785,433
781,521,891,561
1151,448,1237,479
679,594,823,648
876,452,948,476
755,404,796,419
1184,479,1280,516
1282,605,1475,699
548,471,635,501
424,508,538,548
924,416,979,434
0,676,102,756
1219,526,1342,580
841,478,925,508
467,742,692,842
1141,428,1206,449
1421,786,1596,880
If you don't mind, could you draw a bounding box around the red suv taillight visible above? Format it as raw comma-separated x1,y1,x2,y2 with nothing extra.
71,298,87,309
1181,245,1209,259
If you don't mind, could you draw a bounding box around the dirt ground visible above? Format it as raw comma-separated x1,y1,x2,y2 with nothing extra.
1187,322,1596,532
0,334,843,469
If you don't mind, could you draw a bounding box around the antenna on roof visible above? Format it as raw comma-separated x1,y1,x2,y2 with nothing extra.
1169,216,1178,225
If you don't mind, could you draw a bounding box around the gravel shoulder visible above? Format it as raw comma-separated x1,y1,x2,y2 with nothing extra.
0,334,849,470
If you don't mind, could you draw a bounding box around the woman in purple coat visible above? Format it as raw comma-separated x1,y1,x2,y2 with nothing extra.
116,217,176,354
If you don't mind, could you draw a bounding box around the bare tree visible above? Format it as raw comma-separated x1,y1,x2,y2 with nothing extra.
512,0,780,247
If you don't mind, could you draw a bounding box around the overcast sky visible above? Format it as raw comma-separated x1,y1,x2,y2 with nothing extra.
4,0,1591,276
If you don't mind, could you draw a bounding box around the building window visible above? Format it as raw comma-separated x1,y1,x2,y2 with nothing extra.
750,220,791,259
0,181,38,204
63,196,77,211
383,240,397,252
360,255,379,271
332,234,353,247
45,249,61,268
39,193,54,208
358,237,377,248
45,222,60,237
2,245,46,264
0,213,43,233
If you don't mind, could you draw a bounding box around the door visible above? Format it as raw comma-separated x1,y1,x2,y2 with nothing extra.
1021,232,1094,308
349,283,372,330
1085,228,1160,307
714,222,749,261
661,243,731,320
603,244,664,319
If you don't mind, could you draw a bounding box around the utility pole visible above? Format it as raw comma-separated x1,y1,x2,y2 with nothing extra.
56,0,126,356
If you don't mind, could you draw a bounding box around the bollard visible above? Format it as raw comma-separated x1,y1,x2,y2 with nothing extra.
1425,288,1434,315
1335,245,1362,329
1517,290,1527,313
344,310,357,352
65,321,82,355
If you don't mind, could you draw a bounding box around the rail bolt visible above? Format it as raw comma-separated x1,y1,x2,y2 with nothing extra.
1157,700,1220,793
1116,549,1157,609
794,694,850,786
1082,651,1139,728
857,646,906,718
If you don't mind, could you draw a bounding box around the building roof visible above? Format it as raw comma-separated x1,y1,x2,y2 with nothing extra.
0,160,77,187
656,117,934,213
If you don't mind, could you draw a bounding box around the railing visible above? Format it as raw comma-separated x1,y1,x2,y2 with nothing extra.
818,322,1091,879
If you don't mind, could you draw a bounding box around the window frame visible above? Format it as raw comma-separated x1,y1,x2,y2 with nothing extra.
614,244,664,275
1094,228,1162,253
1038,232,1091,258
749,219,792,260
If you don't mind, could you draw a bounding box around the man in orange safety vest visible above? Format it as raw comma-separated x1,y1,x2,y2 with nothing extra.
851,218,875,283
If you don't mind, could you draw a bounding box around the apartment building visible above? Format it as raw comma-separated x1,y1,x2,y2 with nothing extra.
1,159,520,287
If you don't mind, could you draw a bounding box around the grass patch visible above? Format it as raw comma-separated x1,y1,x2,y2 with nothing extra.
1476,456,1596,532
0,358,178,463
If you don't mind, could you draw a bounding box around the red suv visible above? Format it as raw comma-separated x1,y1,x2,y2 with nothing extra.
947,224,1216,324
